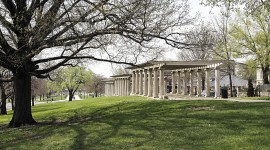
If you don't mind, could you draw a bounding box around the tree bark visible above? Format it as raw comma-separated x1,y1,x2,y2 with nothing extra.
68,90,74,101
8,71,37,127
262,66,270,84
0,82,7,115
228,73,233,97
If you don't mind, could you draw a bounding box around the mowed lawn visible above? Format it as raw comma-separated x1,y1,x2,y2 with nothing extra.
0,97,270,150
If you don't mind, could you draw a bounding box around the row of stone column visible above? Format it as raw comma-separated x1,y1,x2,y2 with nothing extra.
105,83,114,96
131,67,221,98
114,78,130,96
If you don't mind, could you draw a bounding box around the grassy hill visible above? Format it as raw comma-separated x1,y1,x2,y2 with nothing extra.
0,96,270,150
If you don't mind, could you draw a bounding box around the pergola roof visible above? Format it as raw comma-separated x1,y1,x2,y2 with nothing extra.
126,60,227,70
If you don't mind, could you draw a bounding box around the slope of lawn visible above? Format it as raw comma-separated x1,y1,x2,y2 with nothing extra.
0,96,270,150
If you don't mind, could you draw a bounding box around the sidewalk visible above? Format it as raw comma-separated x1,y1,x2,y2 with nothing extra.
6,95,82,111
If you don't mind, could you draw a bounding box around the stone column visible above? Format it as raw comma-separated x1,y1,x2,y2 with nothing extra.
183,70,188,95
119,79,122,96
190,70,195,95
123,78,127,96
171,71,176,94
114,80,117,96
111,83,113,96
159,68,165,98
164,78,167,94
197,69,202,97
205,68,211,97
177,71,181,94
153,68,158,98
215,67,220,98
114,78,118,96
139,70,143,95
126,78,130,96
135,71,139,94
147,69,153,97
143,69,148,96
131,71,135,94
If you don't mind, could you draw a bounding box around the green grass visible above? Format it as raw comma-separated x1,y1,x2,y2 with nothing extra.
237,96,270,100
1,96,270,150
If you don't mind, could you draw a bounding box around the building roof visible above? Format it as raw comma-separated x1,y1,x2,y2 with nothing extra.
126,60,227,70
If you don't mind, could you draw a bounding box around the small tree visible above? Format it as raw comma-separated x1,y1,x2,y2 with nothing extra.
53,67,92,101
85,74,106,97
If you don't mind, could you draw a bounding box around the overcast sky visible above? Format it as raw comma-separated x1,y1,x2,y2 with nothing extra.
88,0,220,77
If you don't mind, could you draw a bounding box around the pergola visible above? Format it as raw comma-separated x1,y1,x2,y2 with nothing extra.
104,60,227,98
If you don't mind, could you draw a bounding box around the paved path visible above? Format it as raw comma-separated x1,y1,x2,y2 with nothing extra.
6,95,82,111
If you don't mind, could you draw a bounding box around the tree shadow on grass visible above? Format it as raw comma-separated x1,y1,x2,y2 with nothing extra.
2,100,270,149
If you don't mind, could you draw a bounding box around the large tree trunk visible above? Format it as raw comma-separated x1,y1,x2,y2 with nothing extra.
8,71,37,127
68,90,74,101
0,83,7,115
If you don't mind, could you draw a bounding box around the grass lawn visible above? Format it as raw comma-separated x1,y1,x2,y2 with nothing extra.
236,96,270,100
0,96,270,150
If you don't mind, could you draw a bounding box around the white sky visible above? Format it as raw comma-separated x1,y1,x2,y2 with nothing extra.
88,0,220,77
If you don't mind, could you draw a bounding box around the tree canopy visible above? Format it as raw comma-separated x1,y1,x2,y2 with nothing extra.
0,0,196,127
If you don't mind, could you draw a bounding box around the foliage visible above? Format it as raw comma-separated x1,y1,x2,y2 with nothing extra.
1,97,270,149
230,9,270,84
50,67,92,101
85,74,105,97
236,60,256,80
0,0,195,126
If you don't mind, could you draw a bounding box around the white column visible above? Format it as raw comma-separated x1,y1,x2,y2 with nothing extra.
115,78,119,96
215,67,220,98
139,70,143,95
171,71,176,94
197,69,202,97
143,69,148,96
183,70,188,95
205,68,210,97
153,68,158,98
164,78,167,94
123,78,127,96
177,71,181,94
131,71,135,94
126,78,130,96
114,80,117,96
148,69,153,97
190,70,195,96
111,84,114,96
119,79,122,96
159,68,165,98
135,71,139,94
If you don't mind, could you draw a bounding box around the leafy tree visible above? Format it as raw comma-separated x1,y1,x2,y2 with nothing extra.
230,9,269,84
236,60,256,81
85,74,105,97
0,0,194,127
53,67,92,101
212,1,235,97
